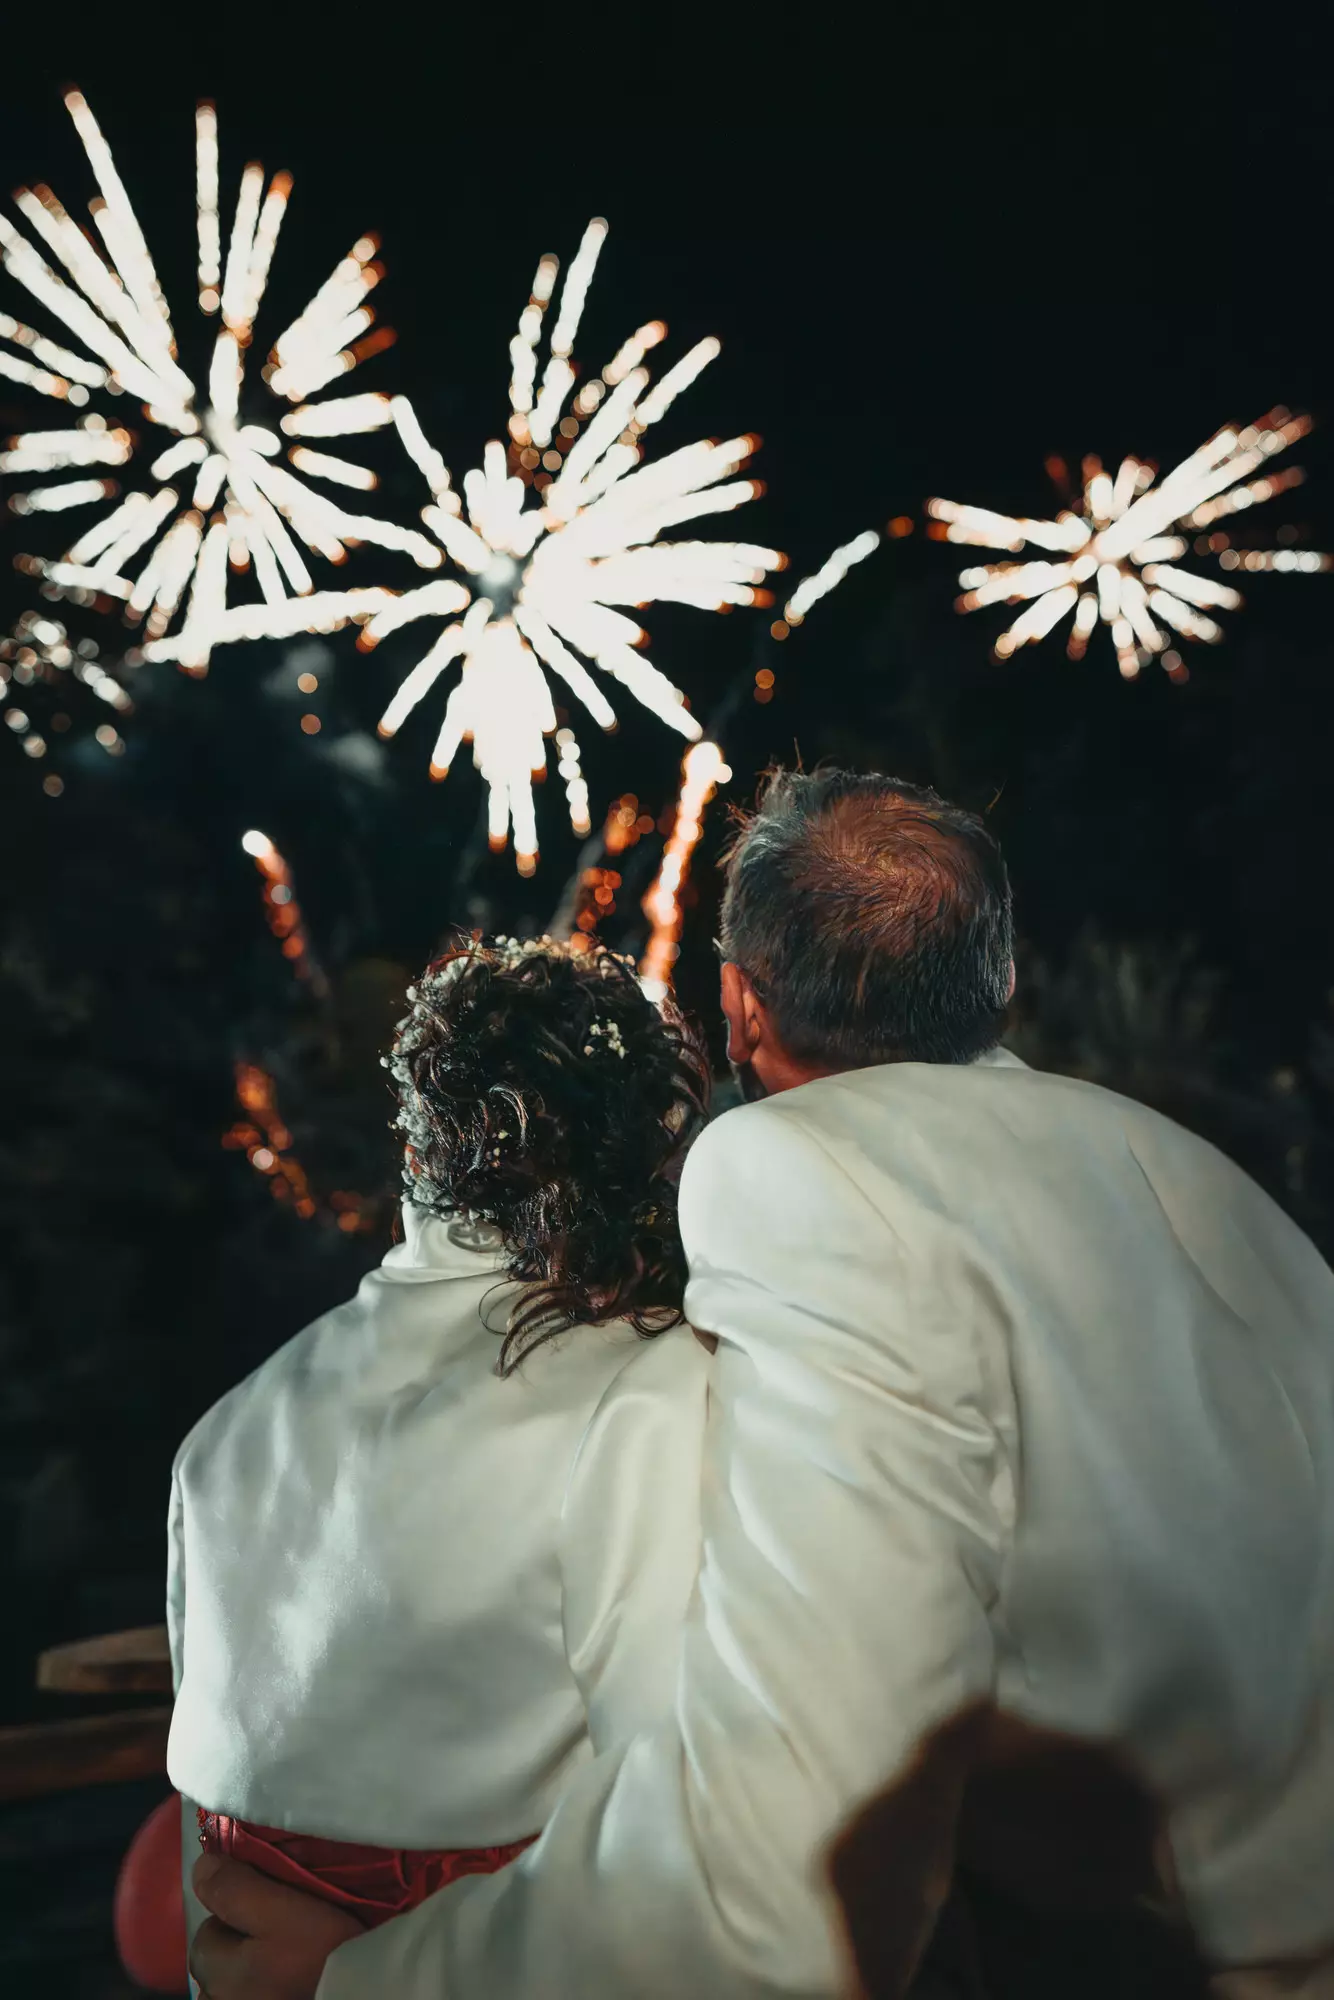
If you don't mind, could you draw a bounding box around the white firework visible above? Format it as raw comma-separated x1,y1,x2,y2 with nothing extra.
928,408,1331,679
367,219,781,874
782,529,881,626
0,92,438,673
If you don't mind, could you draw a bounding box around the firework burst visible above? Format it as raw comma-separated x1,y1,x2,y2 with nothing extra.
928,408,1330,679
1,92,437,673
366,219,781,873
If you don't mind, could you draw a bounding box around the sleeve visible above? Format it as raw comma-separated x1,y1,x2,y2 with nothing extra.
167,1464,186,1698
167,1463,209,1972
557,1329,710,1749
317,1102,1012,2000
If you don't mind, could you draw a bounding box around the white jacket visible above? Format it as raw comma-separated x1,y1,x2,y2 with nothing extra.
320,1050,1334,1997
167,1204,707,1935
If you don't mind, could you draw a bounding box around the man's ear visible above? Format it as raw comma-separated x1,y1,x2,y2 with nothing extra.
719,961,761,1067
1005,959,1016,1004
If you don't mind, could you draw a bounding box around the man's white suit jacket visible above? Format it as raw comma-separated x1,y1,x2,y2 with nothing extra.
321,1049,1334,1997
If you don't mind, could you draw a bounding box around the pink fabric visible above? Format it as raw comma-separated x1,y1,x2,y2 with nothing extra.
196,1808,536,1929
114,1794,188,1993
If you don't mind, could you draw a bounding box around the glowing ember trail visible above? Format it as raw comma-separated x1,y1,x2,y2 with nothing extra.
240,829,326,993
640,740,730,999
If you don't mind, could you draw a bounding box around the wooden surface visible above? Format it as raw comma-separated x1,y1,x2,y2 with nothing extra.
0,1707,172,1803
36,1624,172,1696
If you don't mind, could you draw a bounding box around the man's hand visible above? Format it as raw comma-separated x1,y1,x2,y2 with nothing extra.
189,1853,364,2000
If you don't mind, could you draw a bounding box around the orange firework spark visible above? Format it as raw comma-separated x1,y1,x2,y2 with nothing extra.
223,1062,318,1219
223,1062,375,1233
639,741,730,999
565,791,658,947
240,829,326,994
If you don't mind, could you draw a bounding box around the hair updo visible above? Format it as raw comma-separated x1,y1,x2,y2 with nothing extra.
389,936,710,1373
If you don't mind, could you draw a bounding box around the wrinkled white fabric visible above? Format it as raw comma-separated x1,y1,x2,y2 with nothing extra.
319,1051,1334,1999
167,1202,708,1866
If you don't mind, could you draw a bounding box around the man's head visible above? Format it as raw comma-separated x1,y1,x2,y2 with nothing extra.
718,769,1014,1096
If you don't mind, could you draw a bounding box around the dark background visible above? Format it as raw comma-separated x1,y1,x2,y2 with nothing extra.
2,17,1332,1989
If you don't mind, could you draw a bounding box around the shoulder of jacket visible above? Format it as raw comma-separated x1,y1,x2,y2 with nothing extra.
612,1321,710,1392
172,1317,325,1479
560,1326,707,1508
688,1089,831,1168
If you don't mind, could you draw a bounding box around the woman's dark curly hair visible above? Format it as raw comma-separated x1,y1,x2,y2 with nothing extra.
389,936,710,1374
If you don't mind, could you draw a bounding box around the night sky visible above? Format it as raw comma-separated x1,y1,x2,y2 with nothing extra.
3,22,1334,1721
6,33,1333,1012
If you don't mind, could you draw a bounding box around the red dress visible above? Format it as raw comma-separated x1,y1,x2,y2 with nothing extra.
196,1807,536,1928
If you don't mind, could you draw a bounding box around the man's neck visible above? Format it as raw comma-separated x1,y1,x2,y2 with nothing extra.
754,1051,845,1098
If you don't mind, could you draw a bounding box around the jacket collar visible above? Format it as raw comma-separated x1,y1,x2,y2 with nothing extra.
392,1201,510,1277
974,1045,1029,1071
